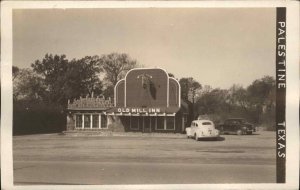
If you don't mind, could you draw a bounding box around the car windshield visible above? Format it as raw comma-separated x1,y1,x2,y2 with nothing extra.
202,122,212,125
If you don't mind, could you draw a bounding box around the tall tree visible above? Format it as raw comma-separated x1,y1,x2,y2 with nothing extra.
13,68,46,101
99,53,138,86
228,84,249,110
247,76,275,107
31,54,103,105
179,77,202,103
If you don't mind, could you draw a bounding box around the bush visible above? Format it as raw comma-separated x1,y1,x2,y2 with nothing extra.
13,100,66,135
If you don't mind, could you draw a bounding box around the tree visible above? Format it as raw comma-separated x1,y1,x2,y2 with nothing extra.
228,84,249,110
246,76,275,124
99,53,138,86
247,76,275,107
63,56,103,101
179,77,202,104
196,88,229,115
13,66,20,80
31,54,103,106
13,68,46,101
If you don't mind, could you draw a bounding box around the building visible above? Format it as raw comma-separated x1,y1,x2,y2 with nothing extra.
66,68,190,133
66,95,113,130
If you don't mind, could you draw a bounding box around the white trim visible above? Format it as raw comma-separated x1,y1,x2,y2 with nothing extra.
98,113,101,129
169,77,181,107
82,114,84,129
114,79,125,107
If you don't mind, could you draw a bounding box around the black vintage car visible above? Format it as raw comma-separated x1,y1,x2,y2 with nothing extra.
217,118,255,135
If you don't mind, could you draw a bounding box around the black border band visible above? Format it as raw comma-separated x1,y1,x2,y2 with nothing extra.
276,7,286,183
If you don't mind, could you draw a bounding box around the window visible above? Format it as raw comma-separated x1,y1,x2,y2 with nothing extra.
92,115,99,128
101,115,107,128
166,117,175,130
130,116,139,130
76,115,82,128
156,117,164,130
202,122,212,125
195,123,198,127
150,117,156,129
84,115,91,128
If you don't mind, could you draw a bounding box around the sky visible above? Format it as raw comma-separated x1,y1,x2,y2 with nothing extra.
13,8,276,89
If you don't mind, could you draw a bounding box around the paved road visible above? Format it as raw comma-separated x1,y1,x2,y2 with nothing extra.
13,131,276,185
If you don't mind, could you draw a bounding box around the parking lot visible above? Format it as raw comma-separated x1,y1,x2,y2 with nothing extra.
13,131,276,185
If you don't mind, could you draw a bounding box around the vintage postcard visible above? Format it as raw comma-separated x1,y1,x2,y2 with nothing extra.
1,1,299,190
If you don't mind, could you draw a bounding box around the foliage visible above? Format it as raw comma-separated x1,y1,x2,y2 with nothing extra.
13,67,46,101
195,76,276,128
31,54,103,105
99,53,138,86
179,77,202,103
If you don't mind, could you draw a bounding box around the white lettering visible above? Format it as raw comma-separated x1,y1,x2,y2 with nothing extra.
278,122,286,127
278,143,285,150
278,83,286,88
279,22,285,27
278,151,286,158
278,61,286,66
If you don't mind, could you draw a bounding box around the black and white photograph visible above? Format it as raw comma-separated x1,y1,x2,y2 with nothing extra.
1,1,299,190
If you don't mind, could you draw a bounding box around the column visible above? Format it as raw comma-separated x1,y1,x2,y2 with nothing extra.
164,116,166,130
90,114,93,129
82,114,84,129
99,114,102,129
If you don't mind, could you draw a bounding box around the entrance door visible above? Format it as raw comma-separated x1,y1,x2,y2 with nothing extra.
143,116,151,133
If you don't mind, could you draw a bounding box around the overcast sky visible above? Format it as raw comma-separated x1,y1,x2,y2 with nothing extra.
13,8,276,89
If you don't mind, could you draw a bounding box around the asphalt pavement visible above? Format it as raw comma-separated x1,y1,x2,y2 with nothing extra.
13,131,276,185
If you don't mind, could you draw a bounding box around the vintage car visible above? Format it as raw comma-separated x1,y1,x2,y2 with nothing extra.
217,118,255,135
186,120,220,140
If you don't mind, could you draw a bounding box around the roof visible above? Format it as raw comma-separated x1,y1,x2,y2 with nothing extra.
193,120,214,124
67,96,113,110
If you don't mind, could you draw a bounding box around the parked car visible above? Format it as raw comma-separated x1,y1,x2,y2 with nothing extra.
217,118,255,135
186,120,220,140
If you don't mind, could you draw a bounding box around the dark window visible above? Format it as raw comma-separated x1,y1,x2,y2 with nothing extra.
166,117,175,130
138,117,143,129
76,115,82,128
157,117,164,130
101,115,107,128
84,115,91,128
150,117,156,129
131,117,139,130
202,122,212,125
92,115,99,128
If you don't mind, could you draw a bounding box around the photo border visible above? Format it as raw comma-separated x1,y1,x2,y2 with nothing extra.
1,1,299,189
